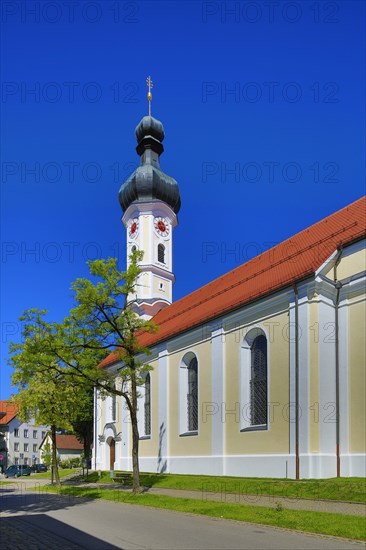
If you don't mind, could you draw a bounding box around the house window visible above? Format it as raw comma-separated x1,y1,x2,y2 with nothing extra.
179,353,199,435
24,429,28,438
24,457,28,465
144,373,151,436
24,443,29,452
14,457,19,465
33,444,37,452
14,442,19,451
41,431,46,439
33,430,37,438
240,328,268,431
14,428,19,437
158,244,165,263
250,335,268,426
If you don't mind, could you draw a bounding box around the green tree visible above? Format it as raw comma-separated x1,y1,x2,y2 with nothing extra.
11,365,75,486
9,309,100,486
41,440,52,467
9,252,157,493
70,388,94,464
54,252,157,493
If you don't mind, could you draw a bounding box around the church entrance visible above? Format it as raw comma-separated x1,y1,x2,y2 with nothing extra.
109,439,115,470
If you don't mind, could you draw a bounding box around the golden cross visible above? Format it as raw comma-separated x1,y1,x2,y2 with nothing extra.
146,76,153,116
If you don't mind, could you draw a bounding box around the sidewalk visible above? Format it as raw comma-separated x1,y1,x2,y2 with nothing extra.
3,475,365,516
60,479,366,517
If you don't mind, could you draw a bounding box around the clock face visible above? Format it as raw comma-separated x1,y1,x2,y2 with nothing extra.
128,218,139,239
154,217,169,237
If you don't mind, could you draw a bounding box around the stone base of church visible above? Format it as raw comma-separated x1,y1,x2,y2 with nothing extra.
93,452,365,479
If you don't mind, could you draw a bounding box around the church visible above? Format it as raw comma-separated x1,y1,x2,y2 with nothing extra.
93,94,366,479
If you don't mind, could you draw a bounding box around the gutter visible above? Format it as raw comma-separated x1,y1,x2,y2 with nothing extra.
94,387,97,471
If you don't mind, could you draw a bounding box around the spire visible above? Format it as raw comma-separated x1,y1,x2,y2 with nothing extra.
118,83,181,215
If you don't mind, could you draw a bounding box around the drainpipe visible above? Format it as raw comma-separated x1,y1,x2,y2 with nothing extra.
293,283,300,480
94,387,97,471
334,249,343,477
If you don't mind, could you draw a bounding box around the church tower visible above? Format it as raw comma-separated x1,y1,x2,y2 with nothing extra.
118,79,181,319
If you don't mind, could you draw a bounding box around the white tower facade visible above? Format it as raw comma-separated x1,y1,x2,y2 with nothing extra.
118,115,181,319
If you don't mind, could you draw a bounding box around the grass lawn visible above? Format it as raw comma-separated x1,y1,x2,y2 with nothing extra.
85,471,366,503
31,468,79,480
42,485,366,541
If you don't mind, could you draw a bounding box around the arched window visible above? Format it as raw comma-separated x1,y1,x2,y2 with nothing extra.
158,244,165,263
240,328,268,431
144,373,151,436
187,357,198,431
250,335,268,426
111,393,116,422
131,245,136,254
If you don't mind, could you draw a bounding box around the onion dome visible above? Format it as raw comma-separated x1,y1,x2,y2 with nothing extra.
118,115,181,214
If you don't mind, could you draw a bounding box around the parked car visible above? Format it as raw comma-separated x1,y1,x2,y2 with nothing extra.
30,464,48,473
5,465,31,477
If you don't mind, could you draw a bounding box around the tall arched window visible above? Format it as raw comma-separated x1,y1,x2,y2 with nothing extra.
187,357,198,431
240,328,268,431
144,373,151,436
111,393,116,422
158,244,165,263
250,335,268,426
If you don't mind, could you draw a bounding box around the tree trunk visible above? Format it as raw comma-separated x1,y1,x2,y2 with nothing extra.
130,371,140,493
51,425,61,487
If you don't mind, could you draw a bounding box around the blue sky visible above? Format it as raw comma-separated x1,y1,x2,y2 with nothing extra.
1,0,365,399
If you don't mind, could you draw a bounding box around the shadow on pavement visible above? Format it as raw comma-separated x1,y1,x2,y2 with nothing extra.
0,514,122,549
0,484,99,515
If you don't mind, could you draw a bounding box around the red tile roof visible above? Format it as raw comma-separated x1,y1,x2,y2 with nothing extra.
0,400,18,424
55,434,83,450
101,196,366,368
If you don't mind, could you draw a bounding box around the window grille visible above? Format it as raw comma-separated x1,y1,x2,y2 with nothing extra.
144,373,151,436
158,244,165,263
250,335,268,426
187,358,198,431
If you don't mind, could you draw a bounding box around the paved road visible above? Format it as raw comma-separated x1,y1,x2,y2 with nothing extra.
0,483,364,549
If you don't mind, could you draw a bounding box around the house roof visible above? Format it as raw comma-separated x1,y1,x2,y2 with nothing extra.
0,400,18,424
55,434,83,450
100,196,366,368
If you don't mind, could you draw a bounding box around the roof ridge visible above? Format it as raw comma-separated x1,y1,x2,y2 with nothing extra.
153,220,359,328
100,196,366,366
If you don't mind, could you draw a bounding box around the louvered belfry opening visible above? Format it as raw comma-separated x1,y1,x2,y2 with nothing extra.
158,244,165,263
144,373,151,436
250,335,268,426
187,357,198,431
